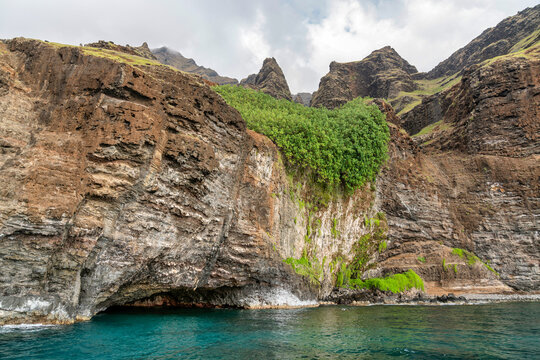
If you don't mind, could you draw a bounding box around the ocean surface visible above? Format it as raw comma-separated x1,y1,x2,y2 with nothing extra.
1,302,538,359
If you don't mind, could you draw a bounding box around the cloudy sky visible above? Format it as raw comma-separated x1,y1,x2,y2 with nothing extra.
0,0,537,93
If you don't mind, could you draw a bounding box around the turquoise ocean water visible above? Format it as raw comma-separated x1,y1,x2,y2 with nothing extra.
1,302,538,359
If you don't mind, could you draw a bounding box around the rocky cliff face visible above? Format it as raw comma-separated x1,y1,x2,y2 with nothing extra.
427,4,540,79
0,36,538,325
374,125,538,294
311,46,418,109
0,39,379,324
374,46,540,293
152,46,238,85
403,42,539,152
240,58,293,101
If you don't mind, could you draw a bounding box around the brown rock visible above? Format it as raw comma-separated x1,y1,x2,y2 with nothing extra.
369,98,401,126
404,45,540,157
375,99,539,292
0,38,373,324
240,57,292,101
311,46,418,109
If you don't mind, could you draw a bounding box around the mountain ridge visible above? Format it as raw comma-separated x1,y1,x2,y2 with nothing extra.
152,46,238,85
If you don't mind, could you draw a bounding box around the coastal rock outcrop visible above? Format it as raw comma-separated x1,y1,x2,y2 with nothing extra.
0,39,375,324
0,31,538,325
311,46,418,109
240,57,293,101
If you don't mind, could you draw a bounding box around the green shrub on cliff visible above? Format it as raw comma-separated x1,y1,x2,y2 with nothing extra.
348,270,424,293
213,85,390,193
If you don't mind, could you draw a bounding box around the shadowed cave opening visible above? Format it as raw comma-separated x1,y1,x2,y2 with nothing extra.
98,286,266,313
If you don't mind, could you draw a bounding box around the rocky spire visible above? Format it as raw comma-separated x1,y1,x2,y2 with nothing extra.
240,57,293,101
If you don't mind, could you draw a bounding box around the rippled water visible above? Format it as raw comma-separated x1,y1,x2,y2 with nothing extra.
1,302,538,359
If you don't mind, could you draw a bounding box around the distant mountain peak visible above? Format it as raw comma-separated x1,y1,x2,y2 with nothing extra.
152,46,238,85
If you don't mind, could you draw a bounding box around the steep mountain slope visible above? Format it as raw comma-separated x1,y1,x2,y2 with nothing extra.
371,36,539,294
312,5,539,117
152,46,238,85
240,57,292,101
393,5,540,118
310,46,418,109
403,40,540,137
427,4,540,79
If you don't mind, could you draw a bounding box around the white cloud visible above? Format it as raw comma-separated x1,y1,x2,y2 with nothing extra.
239,10,272,74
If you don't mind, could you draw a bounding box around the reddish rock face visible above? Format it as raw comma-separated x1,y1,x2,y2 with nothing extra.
311,46,418,109
0,35,538,325
0,38,321,324
0,39,377,324
240,57,293,101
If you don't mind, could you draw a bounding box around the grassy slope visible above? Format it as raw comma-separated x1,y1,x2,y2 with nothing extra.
389,73,461,116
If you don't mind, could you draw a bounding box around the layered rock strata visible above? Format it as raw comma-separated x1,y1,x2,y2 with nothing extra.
0,39,376,324
0,37,538,325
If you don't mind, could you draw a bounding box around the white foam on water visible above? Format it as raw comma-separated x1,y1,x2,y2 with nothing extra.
0,323,57,333
242,288,318,308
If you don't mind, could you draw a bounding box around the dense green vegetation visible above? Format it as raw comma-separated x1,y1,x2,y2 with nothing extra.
214,85,390,193
348,270,424,293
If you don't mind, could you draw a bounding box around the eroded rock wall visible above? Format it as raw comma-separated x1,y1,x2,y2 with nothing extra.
0,39,374,324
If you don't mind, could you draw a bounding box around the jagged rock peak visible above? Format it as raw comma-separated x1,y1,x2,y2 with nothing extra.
152,46,238,85
311,46,418,109
240,57,293,101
